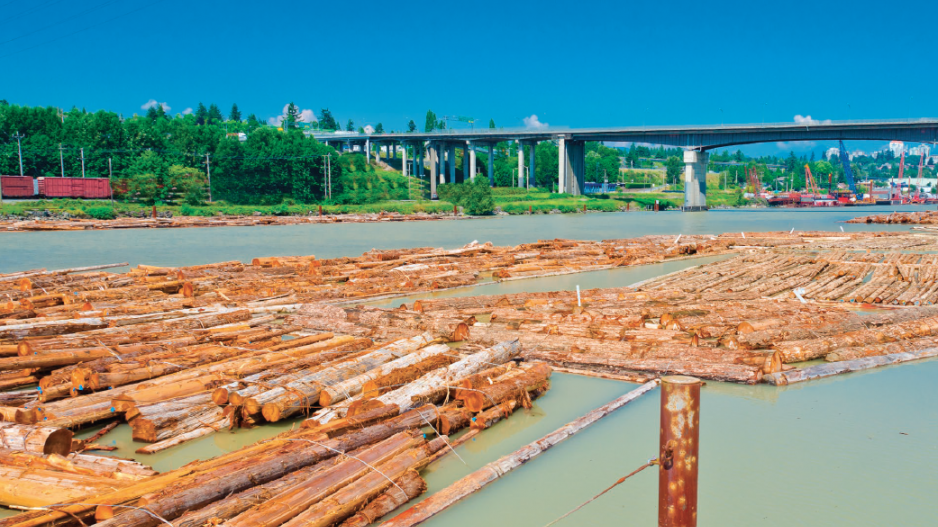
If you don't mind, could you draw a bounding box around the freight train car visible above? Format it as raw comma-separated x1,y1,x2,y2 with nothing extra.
0,176,36,198
37,177,112,198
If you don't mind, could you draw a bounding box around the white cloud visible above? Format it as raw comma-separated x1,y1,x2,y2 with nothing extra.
268,103,318,126
523,114,548,129
141,99,170,111
776,141,817,150
182,107,193,115
793,114,831,125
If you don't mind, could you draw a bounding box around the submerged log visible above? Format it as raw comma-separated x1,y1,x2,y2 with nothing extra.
380,380,660,527
765,347,938,385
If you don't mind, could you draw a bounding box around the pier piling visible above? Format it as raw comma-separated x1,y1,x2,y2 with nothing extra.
658,375,701,527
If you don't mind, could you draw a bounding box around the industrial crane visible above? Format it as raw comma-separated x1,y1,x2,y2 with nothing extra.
747,167,762,194
912,150,926,203
804,164,821,196
895,151,906,202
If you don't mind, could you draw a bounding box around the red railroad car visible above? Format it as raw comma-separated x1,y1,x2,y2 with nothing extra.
82,178,112,199
0,176,36,198
36,177,112,198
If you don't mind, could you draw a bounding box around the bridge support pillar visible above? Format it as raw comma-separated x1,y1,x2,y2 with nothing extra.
401,144,408,178
417,145,424,184
682,150,708,211
461,144,468,183
366,139,371,163
528,141,537,188
448,143,456,184
558,138,585,195
429,144,438,199
469,143,476,181
487,144,495,187
517,140,524,188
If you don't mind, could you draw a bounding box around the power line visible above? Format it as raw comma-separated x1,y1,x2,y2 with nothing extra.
0,0,67,24
0,0,122,46
0,0,164,58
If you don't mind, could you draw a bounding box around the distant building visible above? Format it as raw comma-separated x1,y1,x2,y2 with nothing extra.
888,141,906,157
909,144,931,157
850,150,866,160
226,132,247,142
825,147,839,160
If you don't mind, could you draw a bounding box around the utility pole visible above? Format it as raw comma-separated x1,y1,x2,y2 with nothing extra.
80,147,86,178
12,133,25,176
59,144,66,177
108,158,113,178
322,154,332,199
204,154,213,202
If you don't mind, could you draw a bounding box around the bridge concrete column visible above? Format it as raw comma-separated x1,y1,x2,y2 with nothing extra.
417,144,425,182
429,143,438,199
448,143,456,184
559,138,585,195
366,139,371,163
682,150,709,211
401,143,408,178
487,144,495,187
517,140,524,188
469,143,476,181
528,141,537,188
462,143,469,183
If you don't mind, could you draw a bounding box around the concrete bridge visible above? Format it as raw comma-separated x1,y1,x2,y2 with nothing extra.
310,119,938,210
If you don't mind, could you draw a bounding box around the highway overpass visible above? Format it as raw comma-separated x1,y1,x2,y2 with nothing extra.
310,119,938,211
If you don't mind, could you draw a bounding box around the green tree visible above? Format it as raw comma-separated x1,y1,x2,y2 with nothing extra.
246,114,261,131
284,102,301,129
207,104,224,124
375,123,384,134
489,119,496,129
424,110,436,133
346,119,354,132
407,120,416,132
194,103,208,125
665,156,683,186
318,108,338,131
229,103,241,122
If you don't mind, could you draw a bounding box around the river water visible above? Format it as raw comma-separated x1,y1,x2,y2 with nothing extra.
1,205,935,525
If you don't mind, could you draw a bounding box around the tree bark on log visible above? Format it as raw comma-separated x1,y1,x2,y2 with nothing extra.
0,423,72,455
222,431,424,527
374,340,521,414
337,469,427,527
277,438,447,527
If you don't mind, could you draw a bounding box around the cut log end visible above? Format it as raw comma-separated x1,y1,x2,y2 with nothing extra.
43,427,74,456
451,323,470,342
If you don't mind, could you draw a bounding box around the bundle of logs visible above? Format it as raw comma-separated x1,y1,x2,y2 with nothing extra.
0,212,465,232
643,247,938,305
845,211,938,225
0,335,550,526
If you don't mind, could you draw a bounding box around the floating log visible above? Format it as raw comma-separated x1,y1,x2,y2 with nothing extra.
0,423,72,455
764,347,938,385
380,380,660,527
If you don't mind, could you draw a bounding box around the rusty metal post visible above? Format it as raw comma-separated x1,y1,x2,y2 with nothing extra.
658,375,701,527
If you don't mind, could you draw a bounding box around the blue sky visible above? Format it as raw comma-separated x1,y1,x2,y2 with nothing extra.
2,0,936,156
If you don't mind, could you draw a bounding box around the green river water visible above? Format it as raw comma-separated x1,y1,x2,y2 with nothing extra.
0,206,935,525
